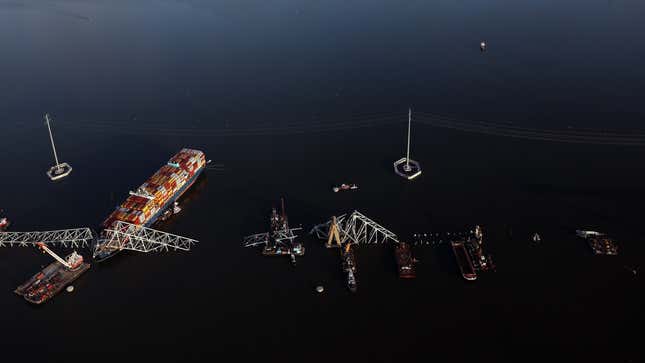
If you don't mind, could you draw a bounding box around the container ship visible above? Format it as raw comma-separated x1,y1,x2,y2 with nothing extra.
93,148,206,261
15,244,90,304
394,242,417,278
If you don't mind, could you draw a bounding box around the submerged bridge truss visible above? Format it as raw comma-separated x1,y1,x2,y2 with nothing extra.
310,211,400,245
0,228,94,248
99,221,198,253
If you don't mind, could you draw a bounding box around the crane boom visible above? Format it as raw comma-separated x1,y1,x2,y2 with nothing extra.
36,242,71,269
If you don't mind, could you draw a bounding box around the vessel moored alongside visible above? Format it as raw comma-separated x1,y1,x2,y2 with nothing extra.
394,242,417,278
451,240,477,281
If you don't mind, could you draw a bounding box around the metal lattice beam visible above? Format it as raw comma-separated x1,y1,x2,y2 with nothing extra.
0,228,94,248
310,211,399,245
243,228,302,248
242,232,270,247
99,221,198,253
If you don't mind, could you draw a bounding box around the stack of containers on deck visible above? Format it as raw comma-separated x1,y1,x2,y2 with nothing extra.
103,149,206,229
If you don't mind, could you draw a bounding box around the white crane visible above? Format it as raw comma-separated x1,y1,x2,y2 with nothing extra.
36,242,83,270
44,113,72,181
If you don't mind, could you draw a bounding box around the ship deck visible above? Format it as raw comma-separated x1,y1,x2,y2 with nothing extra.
15,258,90,304
452,242,476,280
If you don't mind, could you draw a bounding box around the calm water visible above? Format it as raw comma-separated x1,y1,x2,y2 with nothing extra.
1,1,644,361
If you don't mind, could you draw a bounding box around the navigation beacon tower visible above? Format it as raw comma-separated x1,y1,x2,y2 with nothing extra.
44,113,72,181
393,108,422,180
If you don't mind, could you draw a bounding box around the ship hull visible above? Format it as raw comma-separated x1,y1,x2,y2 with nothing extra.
451,241,477,281
94,149,206,262
395,243,417,279
587,237,619,255
262,244,305,256
15,255,90,304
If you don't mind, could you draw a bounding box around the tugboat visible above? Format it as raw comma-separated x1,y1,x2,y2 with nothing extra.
347,269,357,293
158,201,182,222
332,183,358,193
394,242,417,278
0,211,10,232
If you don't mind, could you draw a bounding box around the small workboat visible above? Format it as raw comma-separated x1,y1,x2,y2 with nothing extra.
332,183,358,193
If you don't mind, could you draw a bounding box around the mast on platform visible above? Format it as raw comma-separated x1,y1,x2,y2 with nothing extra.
393,108,422,180
44,113,72,181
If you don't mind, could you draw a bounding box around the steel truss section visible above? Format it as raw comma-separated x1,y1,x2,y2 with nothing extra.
0,228,94,248
242,228,302,248
310,211,400,245
100,221,197,253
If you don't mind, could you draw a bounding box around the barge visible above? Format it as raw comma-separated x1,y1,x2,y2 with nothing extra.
394,242,417,278
341,243,358,292
15,245,89,304
451,240,477,281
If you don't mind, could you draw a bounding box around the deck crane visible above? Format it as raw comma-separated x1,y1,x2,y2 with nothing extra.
35,242,84,270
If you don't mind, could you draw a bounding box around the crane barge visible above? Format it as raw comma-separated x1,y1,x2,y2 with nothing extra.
242,198,304,266
15,243,90,304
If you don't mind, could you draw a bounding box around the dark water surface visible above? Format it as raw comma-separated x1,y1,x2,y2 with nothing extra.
1,1,644,362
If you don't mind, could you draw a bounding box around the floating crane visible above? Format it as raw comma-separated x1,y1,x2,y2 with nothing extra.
0,230,93,304
242,198,304,265
326,216,342,248
44,113,72,181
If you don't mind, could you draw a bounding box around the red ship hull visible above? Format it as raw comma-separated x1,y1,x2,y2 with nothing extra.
395,242,417,279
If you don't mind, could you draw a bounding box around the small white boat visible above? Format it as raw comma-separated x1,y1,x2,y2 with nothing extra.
173,201,182,214
333,183,358,193
576,230,602,238
0,217,9,231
